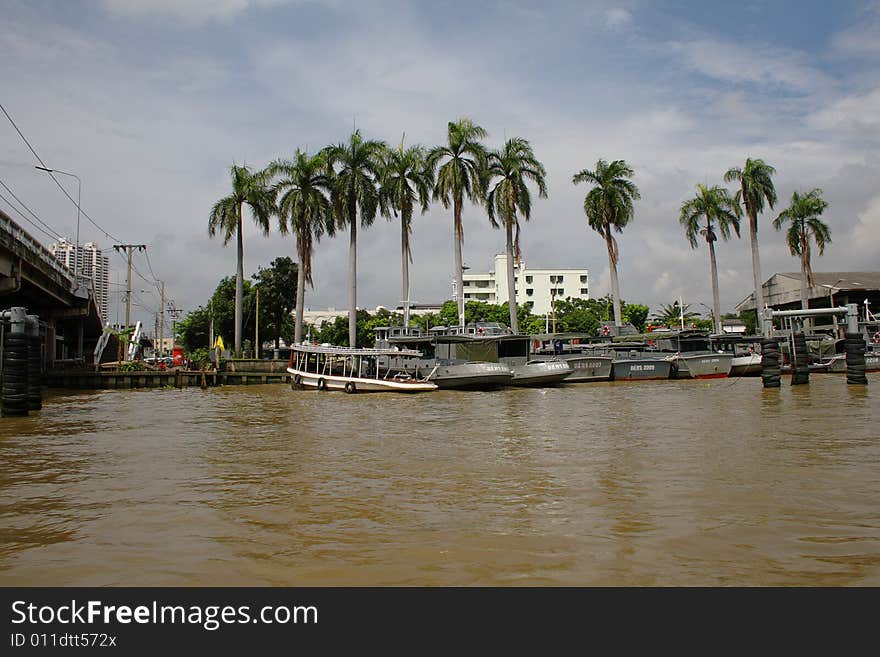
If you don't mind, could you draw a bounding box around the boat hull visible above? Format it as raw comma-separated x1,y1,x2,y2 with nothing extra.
530,354,613,382
510,361,572,387
287,368,437,393
730,354,762,376
673,353,733,379
611,358,672,381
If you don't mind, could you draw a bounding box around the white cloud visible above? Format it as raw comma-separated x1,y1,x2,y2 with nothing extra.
809,88,880,135
668,39,829,91
603,7,632,29
100,0,300,23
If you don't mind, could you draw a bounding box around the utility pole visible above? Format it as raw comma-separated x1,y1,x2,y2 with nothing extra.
166,301,182,351
159,281,165,357
154,313,159,359
254,286,260,359
208,299,214,365
113,244,146,328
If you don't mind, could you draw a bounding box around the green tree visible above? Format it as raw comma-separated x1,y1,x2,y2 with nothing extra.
773,188,831,311
252,256,298,350
208,164,275,357
270,150,335,343
428,118,489,328
621,302,649,332
724,158,777,333
572,159,640,328
679,184,741,333
379,137,433,327
323,130,386,347
652,301,698,327
485,137,548,333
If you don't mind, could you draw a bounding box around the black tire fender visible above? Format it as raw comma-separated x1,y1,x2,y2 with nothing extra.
316,378,327,391
344,382,356,394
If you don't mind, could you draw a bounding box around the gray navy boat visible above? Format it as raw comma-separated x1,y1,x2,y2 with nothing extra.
374,326,514,389
435,323,573,387
530,333,614,382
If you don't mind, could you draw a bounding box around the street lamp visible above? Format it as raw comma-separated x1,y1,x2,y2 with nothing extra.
819,279,845,337
695,301,717,332
35,165,82,280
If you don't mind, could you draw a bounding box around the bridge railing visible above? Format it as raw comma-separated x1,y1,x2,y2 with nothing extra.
0,209,77,287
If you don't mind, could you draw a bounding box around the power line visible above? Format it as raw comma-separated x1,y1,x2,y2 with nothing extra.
0,177,63,240
0,186,63,243
0,101,123,244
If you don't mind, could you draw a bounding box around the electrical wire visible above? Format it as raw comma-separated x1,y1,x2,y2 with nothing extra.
0,188,62,243
0,101,123,244
0,177,63,240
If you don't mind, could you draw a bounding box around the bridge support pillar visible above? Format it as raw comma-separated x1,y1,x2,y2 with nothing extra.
76,319,84,361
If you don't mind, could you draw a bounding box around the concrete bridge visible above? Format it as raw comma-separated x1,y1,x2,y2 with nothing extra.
0,207,103,365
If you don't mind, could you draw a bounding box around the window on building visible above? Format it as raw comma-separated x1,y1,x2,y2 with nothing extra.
463,281,471,286
580,288,589,295
526,288,533,296
580,275,587,283
526,275,533,284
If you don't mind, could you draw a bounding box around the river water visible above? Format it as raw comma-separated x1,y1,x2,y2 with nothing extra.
1,375,878,586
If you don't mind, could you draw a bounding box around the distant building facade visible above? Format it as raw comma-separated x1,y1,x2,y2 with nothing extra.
452,254,589,315
50,238,110,324
736,272,880,316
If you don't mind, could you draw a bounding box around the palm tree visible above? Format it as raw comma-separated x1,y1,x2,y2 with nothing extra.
379,136,433,327
773,188,831,312
485,137,548,333
322,130,387,347
427,118,488,328
208,164,275,357
652,301,699,328
270,150,336,344
724,158,777,334
679,184,742,333
572,159,640,328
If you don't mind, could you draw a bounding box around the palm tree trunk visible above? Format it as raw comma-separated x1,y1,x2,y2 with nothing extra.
234,203,244,357
401,213,410,327
799,225,809,311
348,205,358,348
294,244,306,344
605,230,622,327
505,218,518,333
453,196,465,327
748,212,766,336
708,236,721,334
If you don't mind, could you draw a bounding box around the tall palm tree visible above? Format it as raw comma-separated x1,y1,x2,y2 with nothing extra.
427,118,488,328
379,136,433,327
572,159,640,328
323,130,386,347
208,164,275,357
679,184,742,333
485,137,548,333
652,301,699,328
773,188,831,312
270,150,336,344
724,158,777,334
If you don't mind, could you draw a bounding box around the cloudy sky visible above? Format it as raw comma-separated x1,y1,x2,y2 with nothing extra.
1,0,878,328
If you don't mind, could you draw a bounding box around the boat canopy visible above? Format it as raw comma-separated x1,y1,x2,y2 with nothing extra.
293,344,423,357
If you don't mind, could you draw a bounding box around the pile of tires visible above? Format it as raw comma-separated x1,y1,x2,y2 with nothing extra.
2,333,29,417
845,332,868,385
27,334,42,411
761,338,781,388
790,332,810,386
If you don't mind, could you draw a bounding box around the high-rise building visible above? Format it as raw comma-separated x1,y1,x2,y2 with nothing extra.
453,254,589,315
49,238,110,324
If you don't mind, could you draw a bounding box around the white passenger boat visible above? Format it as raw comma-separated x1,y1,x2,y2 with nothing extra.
288,344,437,393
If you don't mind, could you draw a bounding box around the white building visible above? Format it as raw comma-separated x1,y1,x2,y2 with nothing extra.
50,238,110,324
454,254,589,315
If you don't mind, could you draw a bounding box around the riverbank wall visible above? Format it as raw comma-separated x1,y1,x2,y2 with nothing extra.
45,369,290,389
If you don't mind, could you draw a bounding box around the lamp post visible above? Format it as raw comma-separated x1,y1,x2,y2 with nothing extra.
819,279,844,337
35,166,81,280
696,301,716,333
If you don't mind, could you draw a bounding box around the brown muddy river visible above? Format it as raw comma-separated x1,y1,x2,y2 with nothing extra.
1,375,878,585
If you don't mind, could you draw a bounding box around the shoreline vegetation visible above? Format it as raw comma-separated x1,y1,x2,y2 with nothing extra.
201,117,830,358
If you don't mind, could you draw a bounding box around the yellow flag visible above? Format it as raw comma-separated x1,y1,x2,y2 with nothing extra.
214,336,224,350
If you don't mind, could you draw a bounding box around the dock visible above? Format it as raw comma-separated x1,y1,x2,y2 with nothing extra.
45,369,290,389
